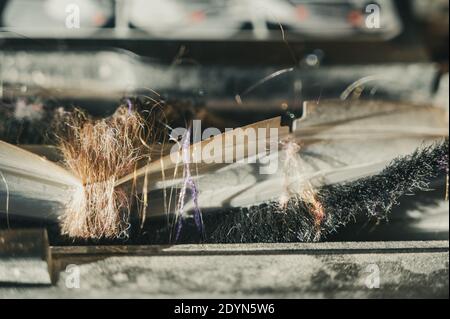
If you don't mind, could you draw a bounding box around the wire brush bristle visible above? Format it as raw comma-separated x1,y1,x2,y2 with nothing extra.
207,139,449,243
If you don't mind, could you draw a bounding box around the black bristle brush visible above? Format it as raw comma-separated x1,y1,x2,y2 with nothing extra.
153,139,448,244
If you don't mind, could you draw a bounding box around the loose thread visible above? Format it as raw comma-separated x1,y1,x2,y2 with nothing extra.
0,170,10,229
174,128,204,241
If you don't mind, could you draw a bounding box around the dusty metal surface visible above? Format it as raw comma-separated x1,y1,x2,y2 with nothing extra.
0,229,52,285
0,241,447,298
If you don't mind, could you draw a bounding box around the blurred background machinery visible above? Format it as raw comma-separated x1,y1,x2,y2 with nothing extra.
0,0,448,297
0,0,448,241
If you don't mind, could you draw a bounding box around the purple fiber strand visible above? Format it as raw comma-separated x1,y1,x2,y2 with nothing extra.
174,130,190,241
188,178,203,233
126,98,133,113
175,217,184,241
174,128,204,241
175,176,187,241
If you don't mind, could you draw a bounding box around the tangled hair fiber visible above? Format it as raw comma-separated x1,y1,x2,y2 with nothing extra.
207,140,449,243
56,105,152,239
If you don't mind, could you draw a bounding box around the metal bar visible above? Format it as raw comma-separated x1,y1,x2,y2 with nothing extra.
50,240,449,257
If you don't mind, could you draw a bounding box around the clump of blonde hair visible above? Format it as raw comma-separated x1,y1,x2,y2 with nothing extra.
56,106,150,239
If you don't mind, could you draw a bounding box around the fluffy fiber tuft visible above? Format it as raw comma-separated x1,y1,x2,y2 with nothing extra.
57,106,149,239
